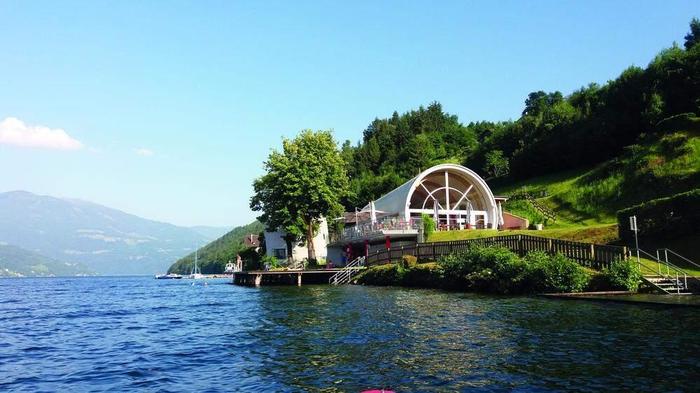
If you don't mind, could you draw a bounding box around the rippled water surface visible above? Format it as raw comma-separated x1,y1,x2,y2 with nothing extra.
1,277,699,392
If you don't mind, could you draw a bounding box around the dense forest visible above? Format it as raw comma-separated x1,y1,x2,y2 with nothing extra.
341,18,700,210
168,220,264,274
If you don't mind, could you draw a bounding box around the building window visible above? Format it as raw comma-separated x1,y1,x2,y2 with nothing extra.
273,248,287,259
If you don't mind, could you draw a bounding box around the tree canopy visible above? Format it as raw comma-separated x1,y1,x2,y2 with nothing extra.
685,17,700,50
250,130,349,261
339,18,700,210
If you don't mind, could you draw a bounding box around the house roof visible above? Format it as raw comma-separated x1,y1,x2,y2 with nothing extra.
243,234,259,248
365,163,498,215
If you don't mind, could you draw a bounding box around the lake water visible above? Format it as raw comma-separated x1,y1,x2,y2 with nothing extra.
1,277,699,392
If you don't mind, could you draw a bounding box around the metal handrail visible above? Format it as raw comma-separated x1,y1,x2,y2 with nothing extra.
329,256,365,285
657,248,700,270
634,248,688,294
636,248,687,275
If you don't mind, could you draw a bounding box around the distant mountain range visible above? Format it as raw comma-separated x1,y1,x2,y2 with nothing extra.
0,191,232,275
0,243,94,277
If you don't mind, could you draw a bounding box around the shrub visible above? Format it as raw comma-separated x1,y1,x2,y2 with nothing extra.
524,252,590,293
421,213,435,239
438,246,526,293
399,262,443,287
658,133,691,158
360,245,604,293
437,247,589,294
601,259,642,291
355,264,401,286
399,255,417,269
261,255,281,269
306,258,326,269
355,262,442,287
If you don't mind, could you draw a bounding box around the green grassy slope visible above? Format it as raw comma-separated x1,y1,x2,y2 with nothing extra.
494,130,700,229
167,220,264,274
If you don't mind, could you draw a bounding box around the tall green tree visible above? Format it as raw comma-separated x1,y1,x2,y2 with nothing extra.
484,150,510,178
250,130,349,262
684,17,700,50
250,160,304,262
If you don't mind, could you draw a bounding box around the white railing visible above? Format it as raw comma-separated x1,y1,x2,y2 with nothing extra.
635,248,688,294
329,256,366,285
334,219,421,242
657,248,700,271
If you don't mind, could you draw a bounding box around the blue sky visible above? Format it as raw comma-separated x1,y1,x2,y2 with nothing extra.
0,1,697,227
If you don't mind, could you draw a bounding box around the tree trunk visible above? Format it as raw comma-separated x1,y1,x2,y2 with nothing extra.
284,236,294,264
306,220,317,262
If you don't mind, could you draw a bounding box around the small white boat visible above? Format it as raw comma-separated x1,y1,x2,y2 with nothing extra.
155,273,182,279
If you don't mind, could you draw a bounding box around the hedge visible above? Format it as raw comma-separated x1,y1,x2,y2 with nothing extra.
617,188,700,242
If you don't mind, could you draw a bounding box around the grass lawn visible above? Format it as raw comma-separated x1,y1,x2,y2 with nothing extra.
427,224,619,245
489,131,700,229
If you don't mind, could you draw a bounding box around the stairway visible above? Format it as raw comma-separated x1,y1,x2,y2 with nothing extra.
507,190,557,222
329,256,366,285
634,248,693,295
642,275,692,295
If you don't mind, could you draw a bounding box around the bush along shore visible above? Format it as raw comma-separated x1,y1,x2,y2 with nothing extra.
355,247,642,295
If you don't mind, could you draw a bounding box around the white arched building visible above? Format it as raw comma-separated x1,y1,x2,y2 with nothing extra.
371,163,504,229
326,164,507,265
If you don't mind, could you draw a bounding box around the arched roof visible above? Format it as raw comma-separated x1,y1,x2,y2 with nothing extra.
364,164,497,217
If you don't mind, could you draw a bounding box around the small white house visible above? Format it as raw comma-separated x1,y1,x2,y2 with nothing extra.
264,219,329,262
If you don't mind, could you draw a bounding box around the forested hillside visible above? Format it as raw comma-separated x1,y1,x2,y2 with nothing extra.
167,221,264,274
341,19,700,211
0,243,94,277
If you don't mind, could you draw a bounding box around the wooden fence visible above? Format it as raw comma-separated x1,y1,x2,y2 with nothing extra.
365,234,628,270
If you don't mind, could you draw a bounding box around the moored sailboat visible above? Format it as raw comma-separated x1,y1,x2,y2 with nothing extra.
189,248,204,279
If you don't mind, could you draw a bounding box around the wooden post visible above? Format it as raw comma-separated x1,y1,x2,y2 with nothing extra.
297,273,302,286
517,235,523,256
254,274,262,287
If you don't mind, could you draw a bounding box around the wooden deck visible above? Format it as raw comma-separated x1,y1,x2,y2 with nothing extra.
231,269,344,286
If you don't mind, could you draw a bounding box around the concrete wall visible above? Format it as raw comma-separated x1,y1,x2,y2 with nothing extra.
264,219,329,262
502,211,529,230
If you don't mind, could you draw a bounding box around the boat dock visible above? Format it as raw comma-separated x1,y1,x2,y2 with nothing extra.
232,269,345,286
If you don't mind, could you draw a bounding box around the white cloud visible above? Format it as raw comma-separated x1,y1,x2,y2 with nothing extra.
0,117,83,150
134,148,154,157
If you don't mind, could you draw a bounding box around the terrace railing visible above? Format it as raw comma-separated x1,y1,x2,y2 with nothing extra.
329,256,366,285
332,219,421,242
365,234,627,270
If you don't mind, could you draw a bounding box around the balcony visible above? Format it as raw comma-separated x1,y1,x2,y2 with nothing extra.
330,218,421,244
